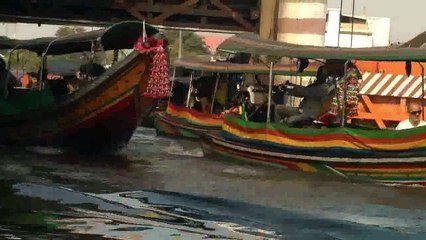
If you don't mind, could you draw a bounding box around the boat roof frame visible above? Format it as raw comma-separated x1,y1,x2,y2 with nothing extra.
0,21,159,56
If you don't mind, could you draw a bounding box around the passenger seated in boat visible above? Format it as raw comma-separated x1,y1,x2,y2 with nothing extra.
28,77,40,90
274,65,334,127
241,75,269,122
0,58,21,97
170,80,188,106
213,78,228,112
395,102,426,130
76,62,106,81
192,76,217,113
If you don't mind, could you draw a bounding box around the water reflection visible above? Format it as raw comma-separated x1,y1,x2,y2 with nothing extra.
1,180,425,239
0,181,280,239
0,127,426,239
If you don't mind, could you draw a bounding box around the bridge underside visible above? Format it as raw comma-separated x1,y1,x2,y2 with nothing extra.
0,0,259,32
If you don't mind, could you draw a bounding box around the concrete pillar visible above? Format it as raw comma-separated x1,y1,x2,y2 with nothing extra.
258,0,279,40
276,0,327,106
277,0,327,46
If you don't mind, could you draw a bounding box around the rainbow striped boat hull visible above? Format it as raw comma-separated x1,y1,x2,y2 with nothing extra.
203,114,426,186
154,103,223,139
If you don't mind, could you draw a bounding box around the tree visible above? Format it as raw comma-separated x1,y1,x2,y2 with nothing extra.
2,26,89,74
1,49,40,73
50,26,89,65
161,30,209,63
55,26,86,37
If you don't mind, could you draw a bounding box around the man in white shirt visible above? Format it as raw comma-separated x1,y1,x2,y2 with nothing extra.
395,102,426,130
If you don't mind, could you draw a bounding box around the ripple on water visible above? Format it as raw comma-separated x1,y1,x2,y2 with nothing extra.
164,141,204,158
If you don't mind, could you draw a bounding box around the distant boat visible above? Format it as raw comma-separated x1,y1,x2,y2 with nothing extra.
154,57,316,139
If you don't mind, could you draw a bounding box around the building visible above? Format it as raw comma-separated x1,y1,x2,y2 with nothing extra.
325,9,390,48
199,9,391,55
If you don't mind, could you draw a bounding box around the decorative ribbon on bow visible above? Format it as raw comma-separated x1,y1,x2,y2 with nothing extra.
133,21,171,99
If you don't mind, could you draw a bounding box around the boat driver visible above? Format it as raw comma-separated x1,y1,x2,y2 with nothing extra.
274,65,335,127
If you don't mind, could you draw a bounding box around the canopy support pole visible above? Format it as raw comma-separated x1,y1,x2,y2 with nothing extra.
39,54,47,90
337,0,343,47
267,61,274,123
350,0,355,48
211,73,220,113
167,66,177,106
178,30,183,59
418,62,425,120
341,60,351,127
186,72,194,108
113,49,119,64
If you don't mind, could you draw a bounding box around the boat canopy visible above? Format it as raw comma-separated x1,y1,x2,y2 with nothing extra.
0,21,159,55
218,32,426,61
173,58,317,76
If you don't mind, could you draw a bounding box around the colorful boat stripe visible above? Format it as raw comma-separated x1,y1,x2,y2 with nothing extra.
208,134,426,186
154,112,201,138
216,132,426,162
223,114,426,155
166,103,223,127
223,126,426,157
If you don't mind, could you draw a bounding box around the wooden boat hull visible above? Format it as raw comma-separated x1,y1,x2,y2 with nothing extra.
154,111,221,139
0,52,156,152
202,114,426,186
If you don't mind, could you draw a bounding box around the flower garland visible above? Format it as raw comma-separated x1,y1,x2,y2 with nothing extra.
133,34,171,99
330,67,362,118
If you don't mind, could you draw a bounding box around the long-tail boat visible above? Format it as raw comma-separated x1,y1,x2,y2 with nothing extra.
154,57,317,138
203,32,426,187
0,21,170,153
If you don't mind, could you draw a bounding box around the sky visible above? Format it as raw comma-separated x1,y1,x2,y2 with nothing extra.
328,0,426,43
1,1,424,43
0,23,97,40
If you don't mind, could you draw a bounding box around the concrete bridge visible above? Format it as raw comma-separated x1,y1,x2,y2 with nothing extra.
0,0,259,32
0,0,328,46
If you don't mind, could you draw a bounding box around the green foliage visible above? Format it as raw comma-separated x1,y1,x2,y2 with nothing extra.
52,26,86,64
49,26,89,68
161,30,209,62
2,50,40,73
0,26,89,74
55,26,86,37
52,26,114,66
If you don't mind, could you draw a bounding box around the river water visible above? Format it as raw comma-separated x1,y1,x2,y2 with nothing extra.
0,127,426,239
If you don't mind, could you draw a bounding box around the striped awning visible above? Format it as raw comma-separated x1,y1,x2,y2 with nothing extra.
360,72,426,98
